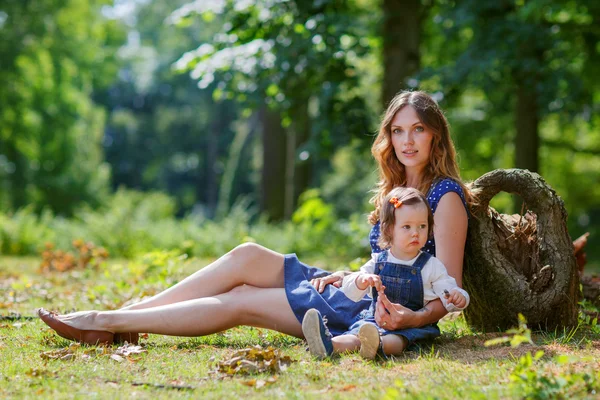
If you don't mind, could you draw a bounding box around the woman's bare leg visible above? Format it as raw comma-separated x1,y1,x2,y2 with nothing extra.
57,286,303,338
122,243,286,311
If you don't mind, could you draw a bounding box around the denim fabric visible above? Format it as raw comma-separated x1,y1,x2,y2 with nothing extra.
344,251,441,344
283,254,371,337
285,178,466,339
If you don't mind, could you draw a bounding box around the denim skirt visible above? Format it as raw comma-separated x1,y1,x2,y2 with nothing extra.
283,254,370,336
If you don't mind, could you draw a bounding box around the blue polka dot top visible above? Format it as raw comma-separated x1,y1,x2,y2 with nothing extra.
369,178,469,256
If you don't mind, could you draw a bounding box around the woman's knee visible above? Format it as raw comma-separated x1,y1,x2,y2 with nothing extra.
227,284,257,294
228,242,267,263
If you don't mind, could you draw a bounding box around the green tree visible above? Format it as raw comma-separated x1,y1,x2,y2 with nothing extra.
173,0,372,219
425,0,600,174
98,0,240,217
420,0,600,264
0,0,124,214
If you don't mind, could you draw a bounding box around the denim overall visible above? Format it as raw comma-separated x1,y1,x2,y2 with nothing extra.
344,250,441,344
285,178,466,339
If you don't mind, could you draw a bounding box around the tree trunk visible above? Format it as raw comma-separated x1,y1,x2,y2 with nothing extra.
292,101,311,216
382,0,421,107
205,101,225,217
463,169,579,331
259,106,287,221
514,85,539,173
215,114,257,219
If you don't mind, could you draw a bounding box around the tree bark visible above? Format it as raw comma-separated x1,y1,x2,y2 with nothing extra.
259,106,287,221
463,169,579,331
292,101,311,217
205,101,225,217
514,83,539,173
382,0,421,107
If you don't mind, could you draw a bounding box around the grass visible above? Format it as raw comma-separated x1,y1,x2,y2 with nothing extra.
1,254,600,399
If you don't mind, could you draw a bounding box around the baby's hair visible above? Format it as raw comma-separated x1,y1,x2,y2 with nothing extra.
378,187,434,250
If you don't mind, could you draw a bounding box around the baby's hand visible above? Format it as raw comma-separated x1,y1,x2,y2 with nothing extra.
356,274,385,292
445,289,467,309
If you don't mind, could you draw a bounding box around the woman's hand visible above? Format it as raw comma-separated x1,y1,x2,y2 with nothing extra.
310,272,345,293
375,292,419,330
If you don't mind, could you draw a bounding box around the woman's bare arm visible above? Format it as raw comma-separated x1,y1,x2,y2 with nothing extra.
433,192,468,287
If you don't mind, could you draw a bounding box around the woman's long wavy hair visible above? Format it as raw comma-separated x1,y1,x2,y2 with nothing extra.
369,91,476,224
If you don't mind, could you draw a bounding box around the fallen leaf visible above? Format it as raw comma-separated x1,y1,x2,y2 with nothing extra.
40,346,75,360
110,354,125,363
255,379,266,389
214,345,295,376
114,343,147,357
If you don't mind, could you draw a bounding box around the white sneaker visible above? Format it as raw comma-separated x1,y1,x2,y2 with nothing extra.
358,323,381,360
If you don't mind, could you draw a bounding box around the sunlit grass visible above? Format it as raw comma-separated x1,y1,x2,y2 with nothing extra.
1,254,600,399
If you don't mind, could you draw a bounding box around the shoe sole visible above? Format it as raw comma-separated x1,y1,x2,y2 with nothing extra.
302,309,328,359
358,323,380,360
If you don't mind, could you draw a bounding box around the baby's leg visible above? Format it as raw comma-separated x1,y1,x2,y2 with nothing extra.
381,334,408,356
332,334,361,354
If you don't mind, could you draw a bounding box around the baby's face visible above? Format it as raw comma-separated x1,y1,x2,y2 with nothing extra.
391,203,429,259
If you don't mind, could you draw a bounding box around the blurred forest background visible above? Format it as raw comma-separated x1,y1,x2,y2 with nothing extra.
0,0,598,269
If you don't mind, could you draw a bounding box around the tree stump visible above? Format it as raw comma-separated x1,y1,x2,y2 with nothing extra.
462,169,580,331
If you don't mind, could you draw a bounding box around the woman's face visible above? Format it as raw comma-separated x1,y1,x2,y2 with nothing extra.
390,106,434,174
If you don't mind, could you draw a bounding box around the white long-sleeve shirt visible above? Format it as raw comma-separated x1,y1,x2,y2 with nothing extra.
341,250,469,313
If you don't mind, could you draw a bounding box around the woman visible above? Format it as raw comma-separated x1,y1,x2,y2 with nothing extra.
38,91,473,346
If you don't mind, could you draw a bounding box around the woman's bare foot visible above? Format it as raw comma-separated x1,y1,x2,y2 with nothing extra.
53,310,107,331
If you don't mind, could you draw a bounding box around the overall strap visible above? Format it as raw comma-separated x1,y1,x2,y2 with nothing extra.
412,251,432,270
372,251,388,280
376,251,388,263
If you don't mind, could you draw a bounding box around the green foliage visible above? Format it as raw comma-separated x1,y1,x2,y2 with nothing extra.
484,313,533,348
509,351,600,399
319,141,378,218
173,0,374,186
0,190,370,262
99,0,240,217
483,313,600,399
0,0,124,215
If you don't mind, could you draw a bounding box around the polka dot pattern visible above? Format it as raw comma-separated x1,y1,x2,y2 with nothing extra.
369,178,468,256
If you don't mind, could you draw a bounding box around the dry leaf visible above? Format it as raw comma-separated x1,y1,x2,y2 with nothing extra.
40,346,76,360
110,354,125,363
114,343,147,357
215,345,295,376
